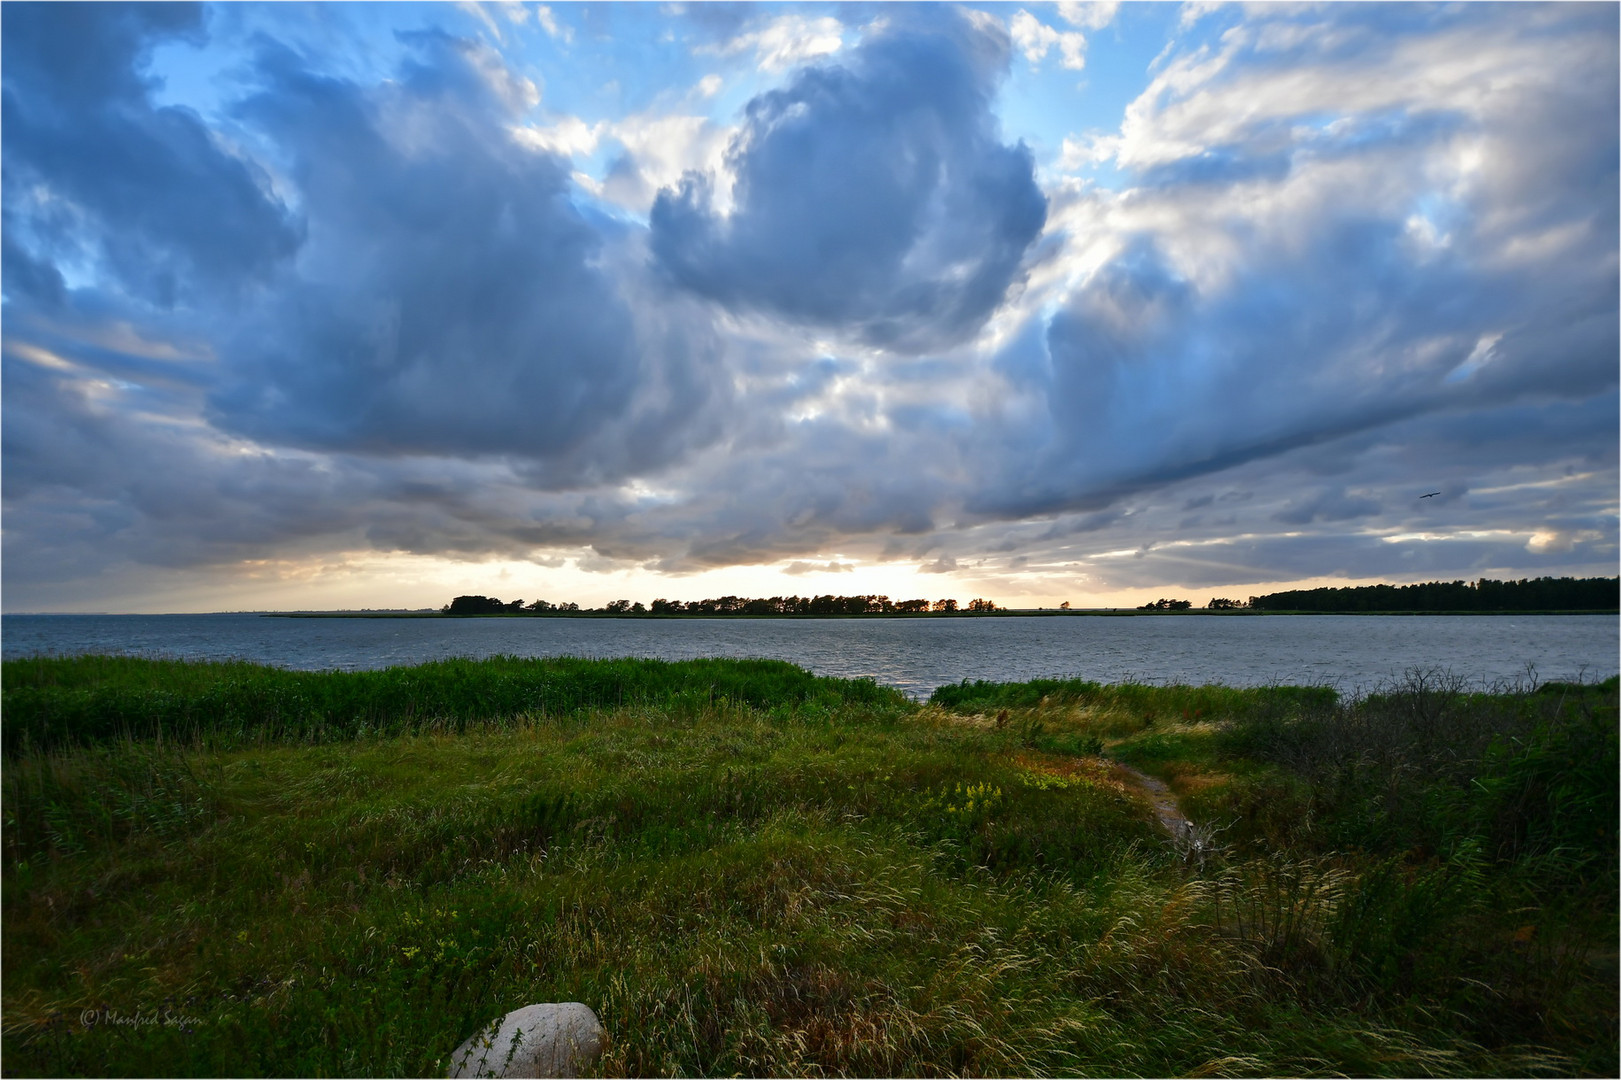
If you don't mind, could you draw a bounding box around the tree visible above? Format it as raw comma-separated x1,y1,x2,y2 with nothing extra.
1059,601,1071,609
1206,597,1242,609
932,599,958,612
605,599,631,614
1246,576,1618,612
967,598,1000,612
447,595,506,614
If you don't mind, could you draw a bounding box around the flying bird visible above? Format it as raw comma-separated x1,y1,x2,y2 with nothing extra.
1419,491,1442,499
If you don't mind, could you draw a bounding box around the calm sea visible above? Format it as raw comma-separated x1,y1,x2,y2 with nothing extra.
3,613,1615,699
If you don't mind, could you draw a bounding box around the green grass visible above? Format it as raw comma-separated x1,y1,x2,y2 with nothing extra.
2,658,1615,1076
928,672,1618,1073
1,654,901,754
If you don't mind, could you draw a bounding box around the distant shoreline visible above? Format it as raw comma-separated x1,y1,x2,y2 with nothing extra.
262,608,1619,619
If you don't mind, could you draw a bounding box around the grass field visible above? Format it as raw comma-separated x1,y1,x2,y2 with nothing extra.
3,656,1615,1076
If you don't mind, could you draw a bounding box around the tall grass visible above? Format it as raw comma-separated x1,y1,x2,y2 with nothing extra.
3,660,1614,1076
2,654,903,754
1215,671,1619,871
930,669,1619,1076
930,675,1337,719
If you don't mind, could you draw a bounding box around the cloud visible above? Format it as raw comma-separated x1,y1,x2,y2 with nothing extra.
597,111,734,214
1010,10,1088,71
535,5,573,42
1057,3,1120,33
651,8,1048,352
1272,488,1383,526
2,345,374,582
695,13,844,73
782,560,854,575
1110,3,1618,175
978,3,1617,525
945,388,1618,594
202,32,719,475
510,114,604,158
1,2,302,308
458,2,502,43
1,3,1615,612
512,97,735,217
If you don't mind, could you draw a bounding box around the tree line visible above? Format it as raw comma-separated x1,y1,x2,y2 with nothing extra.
1246,576,1618,612
443,594,1005,616
442,577,1615,617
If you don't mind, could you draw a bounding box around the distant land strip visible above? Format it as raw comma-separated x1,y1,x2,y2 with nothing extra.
264,576,1619,618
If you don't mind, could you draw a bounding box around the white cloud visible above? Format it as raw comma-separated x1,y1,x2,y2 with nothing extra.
1056,133,1116,172
1057,2,1119,32
1113,11,1608,172
698,14,844,73
535,4,573,42
1011,10,1088,71
1445,333,1502,384
458,37,540,110
456,1,507,44
511,98,737,216
510,115,603,157
1178,1,1225,31
1527,528,1573,553
601,112,736,214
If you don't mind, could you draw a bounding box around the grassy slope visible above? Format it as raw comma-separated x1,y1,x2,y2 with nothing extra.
3,658,1616,1077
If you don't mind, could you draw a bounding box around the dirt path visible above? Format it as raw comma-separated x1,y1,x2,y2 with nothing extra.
1114,763,1194,842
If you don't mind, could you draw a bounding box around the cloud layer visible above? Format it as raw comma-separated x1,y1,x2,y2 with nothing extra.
208,33,651,463
2,2,1615,610
652,10,1047,352
1,3,301,307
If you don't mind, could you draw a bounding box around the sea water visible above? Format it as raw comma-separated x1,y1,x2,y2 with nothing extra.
4,612,1614,699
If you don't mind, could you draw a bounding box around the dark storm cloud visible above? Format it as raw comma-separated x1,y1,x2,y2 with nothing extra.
1,12,732,597
1,352,365,578
1272,488,1382,526
649,8,1047,352
2,334,660,591
204,32,653,461
637,416,953,570
940,388,1618,597
965,236,1440,520
1,231,66,307
0,2,301,308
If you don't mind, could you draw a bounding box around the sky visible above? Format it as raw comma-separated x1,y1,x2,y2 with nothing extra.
2,1,1616,613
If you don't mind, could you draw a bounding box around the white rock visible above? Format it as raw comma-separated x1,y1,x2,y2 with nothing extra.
447,1002,605,1079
